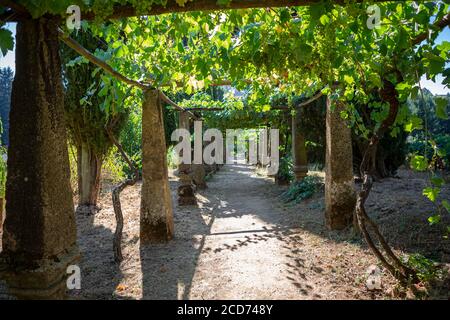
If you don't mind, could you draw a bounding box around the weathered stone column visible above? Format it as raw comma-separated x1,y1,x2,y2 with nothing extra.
0,18,79,299
177,112,197,205
191,121,207,189
292,109,308,181
140,90,174,243
325,97,356,230
191,164,207,189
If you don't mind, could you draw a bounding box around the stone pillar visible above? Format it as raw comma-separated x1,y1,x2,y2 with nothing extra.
177,112,197,205
191,120,207,190
140,90,174,243
292,109,308,181
325,97,356,230
191,164,207,189
0,18,79,299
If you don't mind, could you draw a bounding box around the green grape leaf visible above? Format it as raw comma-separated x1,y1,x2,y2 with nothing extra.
0,28,14,57
423,187,440,202
428,214,441,225
410,155,428,171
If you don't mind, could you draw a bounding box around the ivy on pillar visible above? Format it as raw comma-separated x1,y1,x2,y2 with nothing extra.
292,108,308,181
177,111,197,205
325,97,356,230
0,18,79,299
140,89,174,243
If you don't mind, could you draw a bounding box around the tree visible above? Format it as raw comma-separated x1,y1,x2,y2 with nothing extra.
61,31,128,214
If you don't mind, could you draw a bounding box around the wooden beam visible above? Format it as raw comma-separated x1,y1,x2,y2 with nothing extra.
83,0,324,20
183,107,225,111
1,0,388,22
412,13,450,46
180,90,323,112
58,28,149,90
0,0,29,17
58,29,199,120
159,91,200,120
296,90,324,108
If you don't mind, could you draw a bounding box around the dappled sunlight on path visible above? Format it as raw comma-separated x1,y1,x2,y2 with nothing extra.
72,164,447,300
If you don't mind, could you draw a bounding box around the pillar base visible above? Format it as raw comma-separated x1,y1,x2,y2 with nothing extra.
293,165,308,181
0,245,80,300
140,221,173,244
178,185,197,206
177,170,197,206
325,180,356,230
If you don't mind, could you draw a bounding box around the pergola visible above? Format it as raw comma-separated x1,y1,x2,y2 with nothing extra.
0,0,447,299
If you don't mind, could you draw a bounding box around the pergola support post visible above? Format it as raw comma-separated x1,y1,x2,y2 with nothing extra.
292,109,308,181
325,97,356,230
140,89,174,243
177,112,197,205
0,17,79,299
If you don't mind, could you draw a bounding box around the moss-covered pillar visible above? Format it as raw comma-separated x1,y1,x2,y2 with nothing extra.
140,89,174,243
292,109,308,181
325,97,356,230
0,18,79,299
177,111,197,205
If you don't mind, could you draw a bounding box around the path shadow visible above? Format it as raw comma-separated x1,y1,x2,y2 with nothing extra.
138,164,449,300
71,213,125,300
140,181,217,299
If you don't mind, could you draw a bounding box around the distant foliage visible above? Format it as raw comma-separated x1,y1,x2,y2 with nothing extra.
0,67,13,146
407,89,450,170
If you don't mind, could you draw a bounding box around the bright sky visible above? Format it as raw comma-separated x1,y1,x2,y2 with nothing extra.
0,22,449,95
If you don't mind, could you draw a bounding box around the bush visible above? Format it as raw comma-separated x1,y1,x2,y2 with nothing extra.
275,155,293,185
404,254,444,283
280,175,323,203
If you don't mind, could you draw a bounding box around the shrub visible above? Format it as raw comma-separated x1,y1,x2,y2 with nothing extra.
275,155,293,185
280,175,324,203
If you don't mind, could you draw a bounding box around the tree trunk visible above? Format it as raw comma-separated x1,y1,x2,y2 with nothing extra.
76,143,102,215
0,17,79,299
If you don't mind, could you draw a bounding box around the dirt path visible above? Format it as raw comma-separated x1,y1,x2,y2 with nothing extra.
1,164,448,300
69,163,450,300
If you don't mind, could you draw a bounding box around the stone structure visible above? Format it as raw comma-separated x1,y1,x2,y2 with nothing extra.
191,164,207,190
177,111,197,205
292,109,309,181
325,97,356,230
140,90,174,243
0,18,79,299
